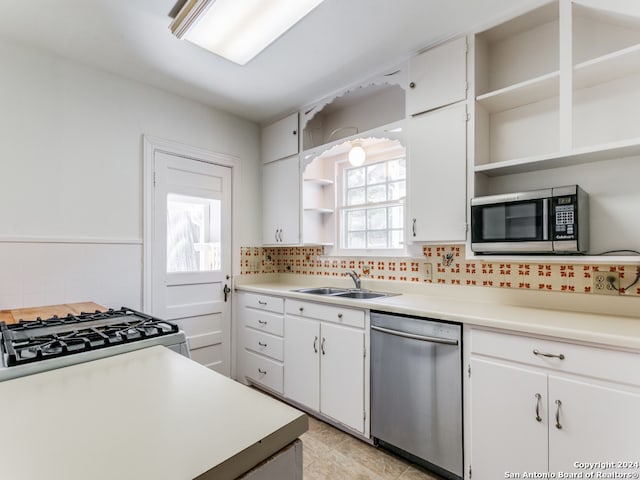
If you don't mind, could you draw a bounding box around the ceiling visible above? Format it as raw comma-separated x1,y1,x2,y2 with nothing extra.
0,0,546,125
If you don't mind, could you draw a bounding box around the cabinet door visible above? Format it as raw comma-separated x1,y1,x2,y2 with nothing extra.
407,103,467,242
262,112,299,164
262,156,300,245
548,375,640,475
320,323,365,433
407,37,467,116
283,315,320,411
470,358,548,479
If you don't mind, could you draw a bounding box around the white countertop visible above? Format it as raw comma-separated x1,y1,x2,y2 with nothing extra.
0,346,307,480
236,280,640,351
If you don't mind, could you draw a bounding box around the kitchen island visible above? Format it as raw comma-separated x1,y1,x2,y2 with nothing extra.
0,345,307,480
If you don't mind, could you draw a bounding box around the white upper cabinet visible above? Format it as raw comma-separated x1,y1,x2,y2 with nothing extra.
407,37,468,116
407,103,467,243
261,112,299,164
262,156,300,245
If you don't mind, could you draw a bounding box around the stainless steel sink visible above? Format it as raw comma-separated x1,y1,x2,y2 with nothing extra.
292,287,398,300
334,291,388,299
293,287,350,295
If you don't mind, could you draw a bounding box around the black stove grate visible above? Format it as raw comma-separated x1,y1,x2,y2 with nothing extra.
0,307,179,367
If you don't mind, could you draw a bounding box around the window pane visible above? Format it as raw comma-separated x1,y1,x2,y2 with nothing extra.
347,210,366,231
367,163,386,184
388,181,406,200
167,194,221,273
388,205,403,229
347,187,365,205
367,184,387,203
367,208,387,230
388,159,406,180
367,230,388,249
389,229,404,248
347,167,365,188
348,231,366,248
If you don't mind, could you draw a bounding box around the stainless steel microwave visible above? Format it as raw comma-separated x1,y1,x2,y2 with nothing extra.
471,185,589,254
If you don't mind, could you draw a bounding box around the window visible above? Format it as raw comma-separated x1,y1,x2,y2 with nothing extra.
340,157,406,251
166,193,221,272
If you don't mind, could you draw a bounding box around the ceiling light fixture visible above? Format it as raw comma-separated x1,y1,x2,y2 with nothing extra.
170,0,325,65
348,141,366,167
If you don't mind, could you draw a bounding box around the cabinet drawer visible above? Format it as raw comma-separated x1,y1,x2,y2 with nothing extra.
471,329,640,386
241,293,284,314
244,328,284,361
244,351,284,394
286,299,365,329
243,308,284,336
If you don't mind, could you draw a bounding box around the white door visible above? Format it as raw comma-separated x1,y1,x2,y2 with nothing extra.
470,358,548,479
283,315,320,410
320,323,365,433
262,156,300,245
548,375,640,475
152,151,232,375
407,103,467,242
407,36,467,116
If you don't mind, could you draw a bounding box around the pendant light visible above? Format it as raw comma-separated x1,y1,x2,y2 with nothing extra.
348,141,366,167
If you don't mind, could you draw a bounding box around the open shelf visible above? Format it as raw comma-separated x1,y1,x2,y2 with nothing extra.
303,178,334,186
304,208,334,214
475,137,640,176
476,71,559,113
574,43,640,90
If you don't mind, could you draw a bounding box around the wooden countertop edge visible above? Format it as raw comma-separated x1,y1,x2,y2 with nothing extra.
0,302,106,324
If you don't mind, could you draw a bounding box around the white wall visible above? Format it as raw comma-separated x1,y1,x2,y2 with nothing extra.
0,37,262,310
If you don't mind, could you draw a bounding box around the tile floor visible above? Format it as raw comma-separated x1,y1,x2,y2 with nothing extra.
300,415,441,480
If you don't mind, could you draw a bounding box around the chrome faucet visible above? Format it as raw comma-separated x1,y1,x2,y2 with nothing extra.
346,270,361,290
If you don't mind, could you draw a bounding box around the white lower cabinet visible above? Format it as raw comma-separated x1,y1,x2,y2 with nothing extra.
238,292,285,394
469,328,640,480
284,299,367,435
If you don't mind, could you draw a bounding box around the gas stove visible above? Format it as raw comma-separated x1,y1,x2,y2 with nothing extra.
0,307,189,382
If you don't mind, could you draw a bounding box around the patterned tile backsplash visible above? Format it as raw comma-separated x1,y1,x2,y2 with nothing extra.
240,245,640,297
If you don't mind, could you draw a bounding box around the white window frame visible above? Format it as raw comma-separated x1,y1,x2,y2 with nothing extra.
334,154,407,257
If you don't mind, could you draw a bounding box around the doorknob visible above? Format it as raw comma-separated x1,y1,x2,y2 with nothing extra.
223,284,231,302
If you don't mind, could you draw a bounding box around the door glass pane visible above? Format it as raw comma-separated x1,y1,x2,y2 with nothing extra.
167,194,221,272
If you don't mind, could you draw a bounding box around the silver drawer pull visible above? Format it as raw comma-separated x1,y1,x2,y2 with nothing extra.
258,320,268,325
533,349,565,360
555,399,562,429
337,313,343,319
258,368,267,375
299,307,304,312
258,341,267,347
535,393,542,422
313,336,318,353
258,300,268,305
321,337,326,355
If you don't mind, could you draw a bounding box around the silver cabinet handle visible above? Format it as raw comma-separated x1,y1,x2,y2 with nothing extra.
321,337,326,355
275,229,279,242
313,336,318,353
533,349,565,360
337,313,343,319
371,325,459,346
258,341,267,347
258,300,267,306
258,319,267,325
535,393,542,422
412,218,417,237
555,399,562,429
258,368,267,375
277,229,283,242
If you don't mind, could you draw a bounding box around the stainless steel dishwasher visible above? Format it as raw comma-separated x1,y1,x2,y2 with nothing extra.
371,311,462,480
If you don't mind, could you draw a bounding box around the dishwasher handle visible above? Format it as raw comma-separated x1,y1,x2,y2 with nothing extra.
371,325,459,346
